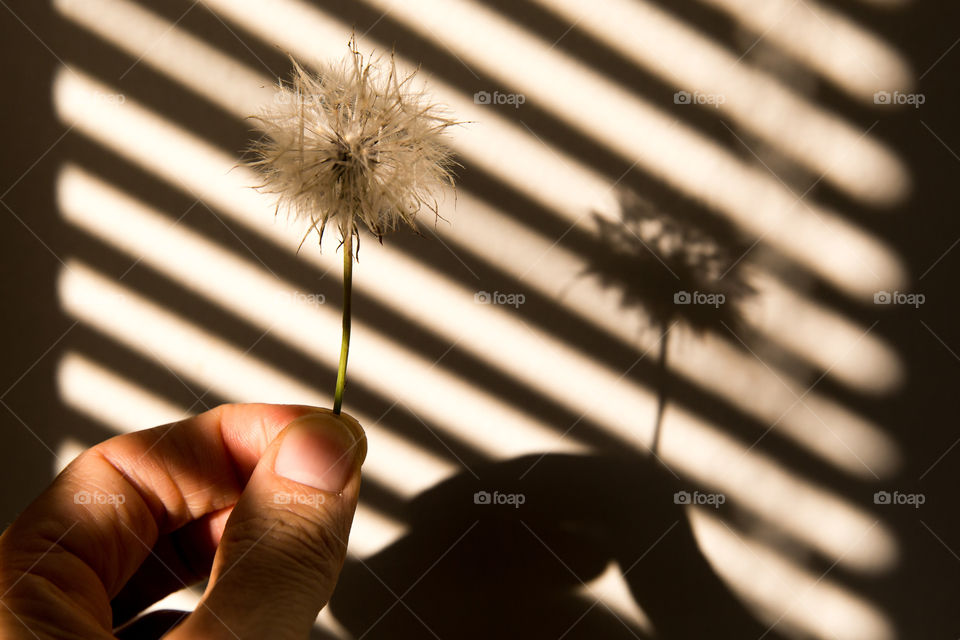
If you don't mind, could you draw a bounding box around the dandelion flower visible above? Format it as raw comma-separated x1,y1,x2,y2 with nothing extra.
250,39,459,413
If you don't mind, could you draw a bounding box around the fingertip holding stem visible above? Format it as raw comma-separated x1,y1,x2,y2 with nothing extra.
274,413,365,492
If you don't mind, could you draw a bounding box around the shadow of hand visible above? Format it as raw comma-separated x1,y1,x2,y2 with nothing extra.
330,453,781,639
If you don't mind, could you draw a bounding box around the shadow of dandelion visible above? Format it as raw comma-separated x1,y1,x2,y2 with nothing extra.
585,188,755,454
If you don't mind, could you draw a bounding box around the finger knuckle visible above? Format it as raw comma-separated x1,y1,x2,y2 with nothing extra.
226,509,346,582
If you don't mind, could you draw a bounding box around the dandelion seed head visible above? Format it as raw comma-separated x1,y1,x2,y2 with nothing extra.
250,40,458,251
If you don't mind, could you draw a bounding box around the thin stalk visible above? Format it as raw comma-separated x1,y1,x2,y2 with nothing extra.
333,233,353,414
650,329,669,456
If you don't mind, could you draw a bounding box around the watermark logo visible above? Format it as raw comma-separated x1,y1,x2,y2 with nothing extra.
674,291,725,308
674,490,726,509
873,90,925,108
275,290,327,306
93,92,126,105
273,91,325,106
473,490,526,508
473,90,526,108
74,490,126,505
873,490,924,508
475,290,525,308
273,491,326,508
674,90,726,108
873,290,924,308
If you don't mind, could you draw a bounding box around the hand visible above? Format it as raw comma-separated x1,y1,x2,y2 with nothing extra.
0,403,366,639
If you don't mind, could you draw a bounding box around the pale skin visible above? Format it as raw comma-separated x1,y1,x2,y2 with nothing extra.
0,404,366,639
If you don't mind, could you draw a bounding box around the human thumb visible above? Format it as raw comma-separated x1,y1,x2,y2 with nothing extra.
168,410,366,640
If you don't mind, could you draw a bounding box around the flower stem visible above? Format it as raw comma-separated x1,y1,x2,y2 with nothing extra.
650,330,669,456
333,233,353,415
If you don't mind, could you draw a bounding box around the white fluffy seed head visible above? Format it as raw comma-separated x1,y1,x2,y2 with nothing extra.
250,40,458,253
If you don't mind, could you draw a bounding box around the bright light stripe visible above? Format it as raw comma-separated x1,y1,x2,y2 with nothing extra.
689,508,894,640
750,271,903,392
53,437,88,475
55,0,906,387
662,403,896,572
57,350,190,431
53,0,274,113
140,588,204,625
582,562,654,634
332,506,402,560
697,0,913,101
54,69,896,571
194,0,905,297
531,0,908,205
350,0,905,295
130,574,358,637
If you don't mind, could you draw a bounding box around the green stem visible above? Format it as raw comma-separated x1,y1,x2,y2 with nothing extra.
333,233,353,414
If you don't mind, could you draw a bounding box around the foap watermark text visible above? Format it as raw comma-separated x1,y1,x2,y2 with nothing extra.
674,490,726,509
675,291,725,308
674,90,725,108
874,290,924,308
474,490,526,508
874,490,925,508
475,290,525,308
474,90,525,108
